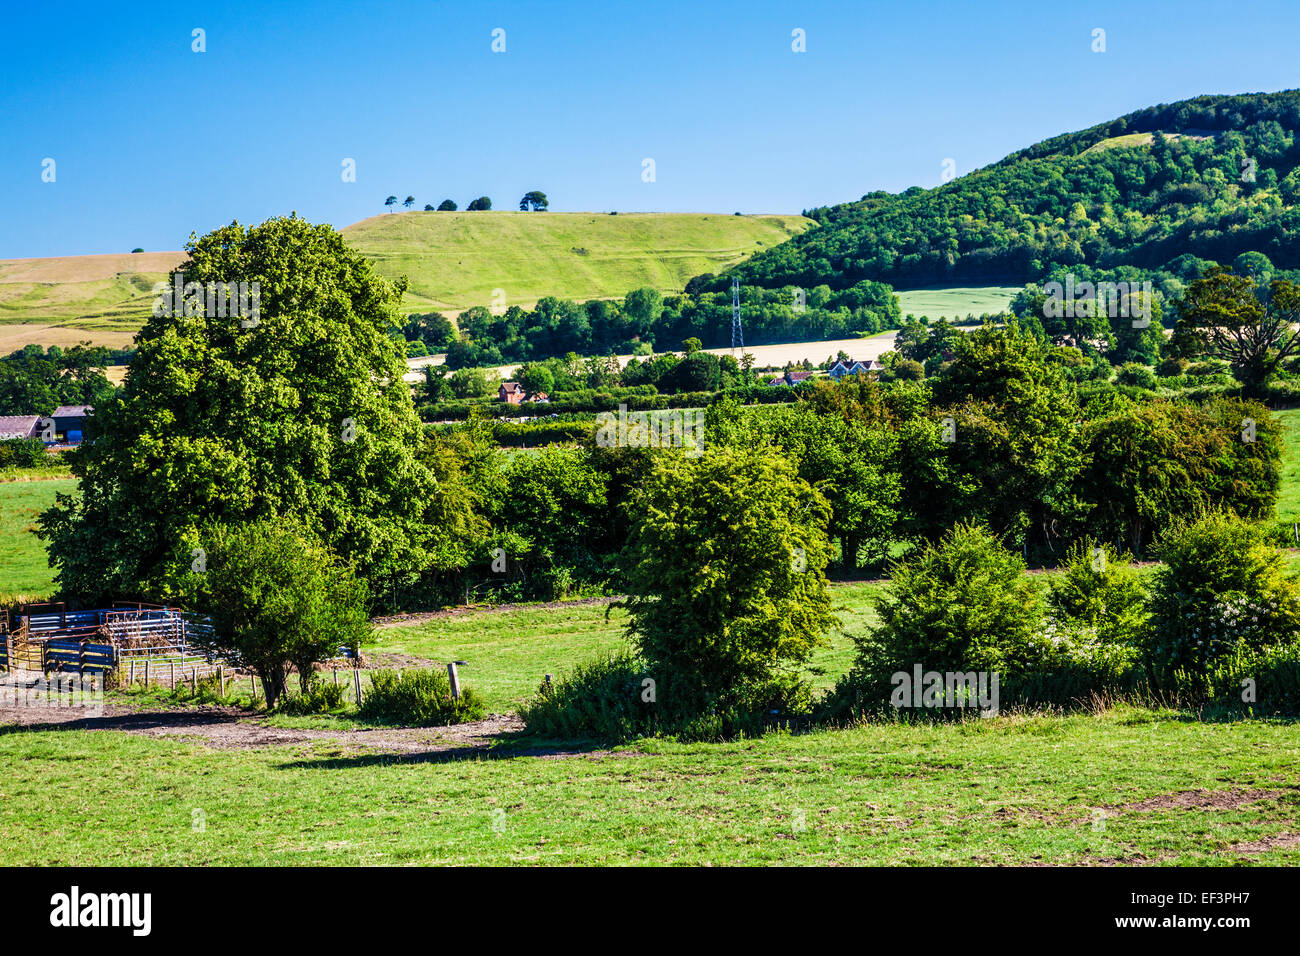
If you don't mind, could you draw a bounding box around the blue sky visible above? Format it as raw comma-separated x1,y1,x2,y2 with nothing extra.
2,0,1297,257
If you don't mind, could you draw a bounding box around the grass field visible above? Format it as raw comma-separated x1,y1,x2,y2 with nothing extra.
2,518,1298,865
0,475,73,602
373,582,880,713
1,706,1296,865
342,210,815,314
895,285,1019,320
1274,408,1300,526
0,252,182,351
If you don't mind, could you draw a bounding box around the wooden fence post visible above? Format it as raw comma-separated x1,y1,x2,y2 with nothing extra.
143,659,149,686
447,661,466,700
353,666,362,705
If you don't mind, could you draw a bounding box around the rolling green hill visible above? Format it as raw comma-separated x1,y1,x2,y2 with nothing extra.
0,213,813,351
723,90,1300,294
341,210,814,313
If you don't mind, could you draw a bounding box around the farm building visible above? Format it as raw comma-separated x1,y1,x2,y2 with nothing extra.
50,405,93,443
500,382,550,404
0,415,41,440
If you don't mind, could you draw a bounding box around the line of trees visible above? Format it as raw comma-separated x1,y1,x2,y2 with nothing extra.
383,191,549,214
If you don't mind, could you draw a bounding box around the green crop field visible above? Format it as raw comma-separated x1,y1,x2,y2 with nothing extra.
0,475,73,602
342,210,815,315
895,285,1019,321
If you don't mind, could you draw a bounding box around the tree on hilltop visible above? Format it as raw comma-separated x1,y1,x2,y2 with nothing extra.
519,190,549,211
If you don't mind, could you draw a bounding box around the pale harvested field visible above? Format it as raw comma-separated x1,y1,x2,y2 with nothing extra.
401,331,947,383
0,252,184,283
0,323,137,353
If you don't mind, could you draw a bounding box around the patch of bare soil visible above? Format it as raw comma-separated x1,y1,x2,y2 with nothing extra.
372,595,620,629
0,701,525,752
0,696,631,762
1112,788,1285,812
1224,832,1300,855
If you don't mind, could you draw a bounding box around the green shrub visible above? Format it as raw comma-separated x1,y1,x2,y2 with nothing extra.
1144,512,1300,682
872,522,1043,675
519,650,808,743
0,438,47,469
358,668,485,725
1156,357,1188,377
1046,538,1147,646
1115,362,1157,390
827,523,1044,716
1162,643,1300,715
519,651,659,741
621,448,835,722
278,676,348,715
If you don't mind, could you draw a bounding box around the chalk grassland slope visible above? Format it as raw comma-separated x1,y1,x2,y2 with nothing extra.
0,214,813,350
0,252,183,352
342,210,815,313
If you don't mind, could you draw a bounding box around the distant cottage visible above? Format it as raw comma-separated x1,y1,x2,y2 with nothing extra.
500,382,550,405
827,359,881,380
769,369,814,386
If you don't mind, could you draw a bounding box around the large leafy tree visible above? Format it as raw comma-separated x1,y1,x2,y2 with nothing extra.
929,324,1084,551
39,215,439,603
0,344,115,416
1174,269,1300,393
1077,397,1279,553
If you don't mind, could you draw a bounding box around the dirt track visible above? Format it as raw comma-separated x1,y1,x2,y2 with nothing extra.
0,699,526,754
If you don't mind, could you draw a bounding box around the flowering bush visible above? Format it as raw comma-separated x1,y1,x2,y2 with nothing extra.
1144,512,1300,678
